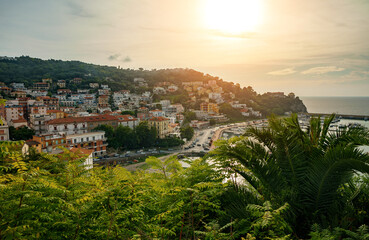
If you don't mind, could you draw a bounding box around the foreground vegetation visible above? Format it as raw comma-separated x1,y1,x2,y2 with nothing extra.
1,114,369,239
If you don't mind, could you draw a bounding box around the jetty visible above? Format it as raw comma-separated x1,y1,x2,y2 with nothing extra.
308,113,369,121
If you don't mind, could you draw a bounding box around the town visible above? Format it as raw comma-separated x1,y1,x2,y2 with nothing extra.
0,76,267,167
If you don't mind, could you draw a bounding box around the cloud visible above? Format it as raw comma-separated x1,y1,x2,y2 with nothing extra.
67,1,96,18
108,54,132,62
108,54,120,61
301,66,345,74
122,56,131,62
267,68,296,76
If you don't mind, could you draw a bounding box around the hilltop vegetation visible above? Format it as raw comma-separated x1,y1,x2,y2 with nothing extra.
0,56,307,115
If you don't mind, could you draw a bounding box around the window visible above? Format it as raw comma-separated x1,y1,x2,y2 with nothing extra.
74,139,77,144
55,140,58,144
54,126,57,130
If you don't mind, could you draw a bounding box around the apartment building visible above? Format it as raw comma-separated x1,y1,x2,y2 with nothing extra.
66,131,107,157
200,102,219,114
33,82,49,90
117,115,140,129
0,118,9,141
148,116,170,139
46,114,118,135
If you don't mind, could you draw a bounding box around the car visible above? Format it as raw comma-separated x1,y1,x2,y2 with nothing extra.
114,153,119,157
197,144,201,146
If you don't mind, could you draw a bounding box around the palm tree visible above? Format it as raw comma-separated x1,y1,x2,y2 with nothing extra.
213,114,369,237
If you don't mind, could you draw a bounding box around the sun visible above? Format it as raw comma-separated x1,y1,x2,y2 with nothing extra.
204,0,263,35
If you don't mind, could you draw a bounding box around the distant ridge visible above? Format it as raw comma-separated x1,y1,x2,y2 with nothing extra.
0,55,307,115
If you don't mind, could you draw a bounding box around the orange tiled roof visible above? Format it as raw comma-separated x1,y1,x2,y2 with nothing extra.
69,147,94,155
148,116,169,122
117,115,138,122
47,114,118,125
47,110,64,114
12,119,27,123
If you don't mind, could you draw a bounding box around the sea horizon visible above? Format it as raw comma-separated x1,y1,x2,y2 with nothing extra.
300,96,369,116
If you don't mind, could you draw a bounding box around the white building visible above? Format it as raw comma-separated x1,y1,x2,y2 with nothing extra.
66,131,107,157
89,83,99,88
153,87,166,95
47,118,88,135
117,115,140,129
150,109,165,117
160,100,171,108
11,83,26,90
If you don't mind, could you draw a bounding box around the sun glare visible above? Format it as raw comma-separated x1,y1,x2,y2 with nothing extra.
204,0,263,35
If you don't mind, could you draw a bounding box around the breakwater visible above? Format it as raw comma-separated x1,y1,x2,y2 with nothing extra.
308,113,369,120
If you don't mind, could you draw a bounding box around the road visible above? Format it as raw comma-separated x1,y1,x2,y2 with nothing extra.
123,121,264,171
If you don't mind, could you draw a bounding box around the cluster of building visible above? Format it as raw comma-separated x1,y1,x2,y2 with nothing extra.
0,76,265,164
0,78,188,160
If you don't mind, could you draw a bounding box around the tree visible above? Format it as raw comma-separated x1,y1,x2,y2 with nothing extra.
219,103,244,122
180,126,194,140
183,111,197,124
135,121,156,148
213,114,369,238
9,126,35,141
114,125,138,150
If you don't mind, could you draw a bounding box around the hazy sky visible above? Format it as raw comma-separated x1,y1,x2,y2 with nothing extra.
1,0,369,96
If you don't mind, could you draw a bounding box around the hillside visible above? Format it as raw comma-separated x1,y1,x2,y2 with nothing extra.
0,56,307,115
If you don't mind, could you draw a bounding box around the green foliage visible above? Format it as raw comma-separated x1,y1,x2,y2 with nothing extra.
94,123,183,150
310,224,369,240
9,126,35,141
220,103,247,121
0,142,230,239
183,111,197,124
180,126,194,140
246,201,292,239
213,114,369,238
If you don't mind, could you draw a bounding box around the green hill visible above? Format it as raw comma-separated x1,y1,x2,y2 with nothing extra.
0,56,307,115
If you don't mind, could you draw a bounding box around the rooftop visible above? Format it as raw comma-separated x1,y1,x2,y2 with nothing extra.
149,116,169,122
47,114,118,124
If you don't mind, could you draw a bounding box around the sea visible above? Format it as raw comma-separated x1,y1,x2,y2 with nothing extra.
300,96,369,151
300,97,369,116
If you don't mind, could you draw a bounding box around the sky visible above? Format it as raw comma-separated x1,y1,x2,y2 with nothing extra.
0,0,369,96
